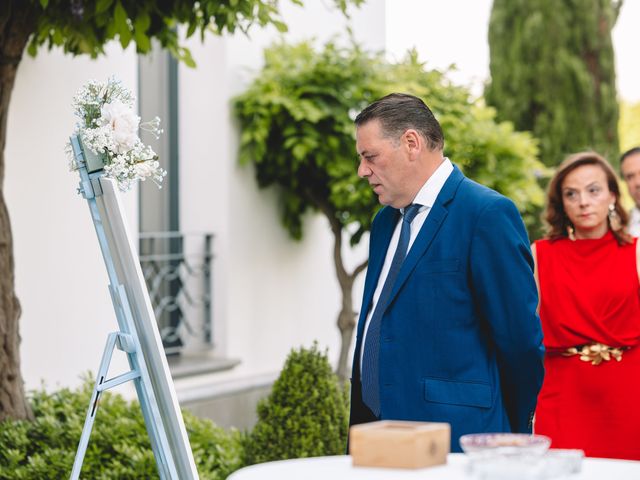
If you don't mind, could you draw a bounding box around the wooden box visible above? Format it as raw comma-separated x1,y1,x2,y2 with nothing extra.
349,420,450,469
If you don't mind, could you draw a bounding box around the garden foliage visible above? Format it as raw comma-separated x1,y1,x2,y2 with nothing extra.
0,378,243,479
234,40,548,250
0,343,349,478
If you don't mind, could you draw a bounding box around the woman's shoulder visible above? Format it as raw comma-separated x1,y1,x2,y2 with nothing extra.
532,236,568,261
533,237,555,249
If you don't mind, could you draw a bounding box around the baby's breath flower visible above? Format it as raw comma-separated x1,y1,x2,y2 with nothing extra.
68,77,166,192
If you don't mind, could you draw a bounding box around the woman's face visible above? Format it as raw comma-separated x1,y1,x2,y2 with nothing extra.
561,164,616,239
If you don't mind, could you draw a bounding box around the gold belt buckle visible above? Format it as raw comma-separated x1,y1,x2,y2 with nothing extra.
563,342,625,365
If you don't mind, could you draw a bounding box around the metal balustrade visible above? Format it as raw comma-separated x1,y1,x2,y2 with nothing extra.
139,232,214,356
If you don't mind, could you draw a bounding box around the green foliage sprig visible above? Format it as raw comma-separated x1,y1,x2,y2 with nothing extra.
27,0,364,67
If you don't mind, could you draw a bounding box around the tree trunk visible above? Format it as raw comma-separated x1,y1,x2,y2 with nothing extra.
0,2,36,421
327,215,367,381
335,277,355,381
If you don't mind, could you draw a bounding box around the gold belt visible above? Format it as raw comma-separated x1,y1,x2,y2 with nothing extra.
563,342,629,365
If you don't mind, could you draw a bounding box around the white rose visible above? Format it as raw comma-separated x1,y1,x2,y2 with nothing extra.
99,100,140,153
134,160,157,179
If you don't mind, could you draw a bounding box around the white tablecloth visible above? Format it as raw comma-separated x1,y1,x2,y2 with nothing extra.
227,453,640,480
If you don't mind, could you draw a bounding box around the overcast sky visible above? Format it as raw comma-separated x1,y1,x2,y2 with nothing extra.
386,0,640,102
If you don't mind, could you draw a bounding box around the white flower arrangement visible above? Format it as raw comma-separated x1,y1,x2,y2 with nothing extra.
68,77,166,192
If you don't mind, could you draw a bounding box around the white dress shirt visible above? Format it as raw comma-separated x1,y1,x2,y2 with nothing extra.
629,207,640,237
360,158,454,370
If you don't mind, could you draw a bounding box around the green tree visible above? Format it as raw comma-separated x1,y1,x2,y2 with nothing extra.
243,343,349,464
234,40,546,379
0,0,361,422
486,0,623,166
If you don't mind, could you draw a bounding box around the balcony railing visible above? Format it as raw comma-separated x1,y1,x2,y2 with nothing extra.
139,232,214,356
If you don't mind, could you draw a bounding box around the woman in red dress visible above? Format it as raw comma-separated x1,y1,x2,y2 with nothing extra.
533,151,640,460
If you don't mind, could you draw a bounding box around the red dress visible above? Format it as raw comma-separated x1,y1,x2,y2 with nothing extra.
534,231,640,460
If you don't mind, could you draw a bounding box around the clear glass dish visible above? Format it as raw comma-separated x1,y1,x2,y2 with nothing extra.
460,434,582,480
460,433,551,458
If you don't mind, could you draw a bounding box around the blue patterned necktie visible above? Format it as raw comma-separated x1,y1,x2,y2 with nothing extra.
361,203,422,417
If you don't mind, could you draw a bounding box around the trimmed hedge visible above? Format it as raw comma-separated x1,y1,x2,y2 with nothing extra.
0,343,348,477
243,342,349,464
0,378,243,479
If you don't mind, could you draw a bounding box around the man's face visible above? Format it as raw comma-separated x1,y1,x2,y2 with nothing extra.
621,152,640,207
356,120,413,208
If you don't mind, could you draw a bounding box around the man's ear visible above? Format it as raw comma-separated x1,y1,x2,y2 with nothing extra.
403,129,422,157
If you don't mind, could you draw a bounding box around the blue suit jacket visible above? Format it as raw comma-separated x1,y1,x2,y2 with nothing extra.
349,165,545,452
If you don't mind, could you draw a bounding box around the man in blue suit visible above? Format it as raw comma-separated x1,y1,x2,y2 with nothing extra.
349,93,544,452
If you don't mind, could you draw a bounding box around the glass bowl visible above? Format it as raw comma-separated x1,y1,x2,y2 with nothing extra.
459,433,551,459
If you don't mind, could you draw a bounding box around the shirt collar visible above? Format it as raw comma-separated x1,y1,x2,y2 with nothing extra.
402,157,453,213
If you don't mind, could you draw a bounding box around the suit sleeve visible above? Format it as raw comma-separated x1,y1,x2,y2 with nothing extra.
470,196,545,433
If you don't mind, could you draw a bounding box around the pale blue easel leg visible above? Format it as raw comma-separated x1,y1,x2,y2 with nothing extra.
69,332,141,479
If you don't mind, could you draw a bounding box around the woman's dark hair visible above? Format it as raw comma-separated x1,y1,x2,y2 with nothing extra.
544,151,631,244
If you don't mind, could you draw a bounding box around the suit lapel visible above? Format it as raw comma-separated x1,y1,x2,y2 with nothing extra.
386,166,465,307
355,165,466,337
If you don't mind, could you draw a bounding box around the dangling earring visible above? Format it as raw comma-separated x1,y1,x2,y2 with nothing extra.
566,224,576,241
608,203,622,231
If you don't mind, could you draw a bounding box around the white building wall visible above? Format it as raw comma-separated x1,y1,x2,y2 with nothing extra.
7,2,384,394
6,44,138,391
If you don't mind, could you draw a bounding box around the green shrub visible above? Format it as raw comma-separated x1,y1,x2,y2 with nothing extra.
244,343,349,465
0,378,244,479
0,345,351,477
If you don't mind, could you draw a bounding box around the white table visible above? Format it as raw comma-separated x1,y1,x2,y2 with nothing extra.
227,453,640,479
